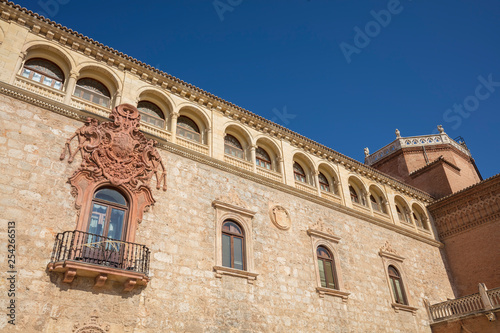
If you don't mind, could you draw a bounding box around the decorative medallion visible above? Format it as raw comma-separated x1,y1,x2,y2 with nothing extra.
72,310,109,333
269,204,291,230
60,104,167,193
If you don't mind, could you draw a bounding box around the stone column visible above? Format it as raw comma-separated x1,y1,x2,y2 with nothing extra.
314,170,321,196
250,145,256,172
63,71,78,104
170,112,179,144
277,157,284,183
10,51,26,84
207,128,212,156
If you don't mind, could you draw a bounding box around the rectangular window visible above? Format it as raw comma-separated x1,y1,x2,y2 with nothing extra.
222,234,231,268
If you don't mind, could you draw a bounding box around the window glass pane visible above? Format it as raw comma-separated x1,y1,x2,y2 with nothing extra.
394,279,405,304
390,279,399,302
43,77,53,86
76,78,110,97
324,261,336,289
22,68,31,78
222,234,231,268
88,203,107,236
233,237,243,270
94,188,127,205
24,58,64,81
107,208,125,241
32,72,42,82
53,81,62,90
318,259,327,288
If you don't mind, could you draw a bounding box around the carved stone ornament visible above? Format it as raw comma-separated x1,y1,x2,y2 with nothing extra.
380,241,399,256
60,104,167,231
269,204,291,230
217,187,248,209
310,217,335,235
60,104,166,193
72,310,110,333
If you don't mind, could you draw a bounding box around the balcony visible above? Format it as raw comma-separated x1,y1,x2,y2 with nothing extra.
47,230,150,292
426,284,500,324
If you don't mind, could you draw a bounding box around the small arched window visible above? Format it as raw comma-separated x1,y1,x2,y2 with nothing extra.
224,134,244,159
22,58,64,90
88,188,128,242
137,101,165,128
317,246,337,289
413,211,426,229
388,266,407,305
349,185,359,204
396,203,411,224
318,172,330,192
255,147,271,169
74,78,111,107
222,220,245,270
177,116,201,142
293,162,306,183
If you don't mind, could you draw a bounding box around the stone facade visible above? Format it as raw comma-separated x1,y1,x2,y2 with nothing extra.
0,1,495,332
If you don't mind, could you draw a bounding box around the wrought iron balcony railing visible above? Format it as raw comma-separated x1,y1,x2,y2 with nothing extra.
50,230,150,275
48,230,151,291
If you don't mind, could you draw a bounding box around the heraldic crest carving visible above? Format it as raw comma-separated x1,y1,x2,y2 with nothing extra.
60,104,166,192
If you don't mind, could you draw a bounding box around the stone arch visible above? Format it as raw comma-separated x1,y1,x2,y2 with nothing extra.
136,87,174,130
75,62,122,95
369,184,388,214
177,104,210,144
317,162,339,194
411,202,429,230
292,151,316,186
255,136,282,172
348,175,368,206
20,41,75,87
224,123,253,161
394,195,412,225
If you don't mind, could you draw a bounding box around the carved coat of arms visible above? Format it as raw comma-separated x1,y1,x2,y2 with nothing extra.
60,104,166,193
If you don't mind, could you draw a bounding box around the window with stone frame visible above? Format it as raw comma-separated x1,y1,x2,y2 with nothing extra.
307,225,350,301
22,58,64,90
224,134,244,159
137,101,165,128
221,220,245,270
177,115,201,142
293,162,307,183
318,172,330,192
74,78,111,107
316,245,338,289
255,146,272,170
388,265,408,305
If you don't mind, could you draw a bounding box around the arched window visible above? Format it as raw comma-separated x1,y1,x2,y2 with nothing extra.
22,58,64,90
224,134,244,159
74,78,111,107
87,188,128,242
349,185,359,204
388,266,407,305
318,172,330,192
177,116,201,142
370,192,386,213
293,162,306,183
222,220,245,270
255,147,271,169
317,246,337,289
413,212,425,229
395,202,411,224
137,101,165,128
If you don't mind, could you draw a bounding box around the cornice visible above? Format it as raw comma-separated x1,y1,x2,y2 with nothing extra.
0,1,433,203
0,81,442,247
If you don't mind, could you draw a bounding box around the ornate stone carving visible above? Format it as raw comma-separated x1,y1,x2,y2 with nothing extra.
364,147,369,157
269,204,291,230
217,187,248,209
73,310,109,333
60,104,167,193
380,241,399,256
310,217,334,235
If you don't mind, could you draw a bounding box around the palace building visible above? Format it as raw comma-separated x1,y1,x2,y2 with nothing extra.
0,1,498,332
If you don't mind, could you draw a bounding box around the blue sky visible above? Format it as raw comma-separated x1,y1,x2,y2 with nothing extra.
15,0,500,179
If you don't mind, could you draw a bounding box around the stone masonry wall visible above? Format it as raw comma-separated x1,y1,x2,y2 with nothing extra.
0,94,455,332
